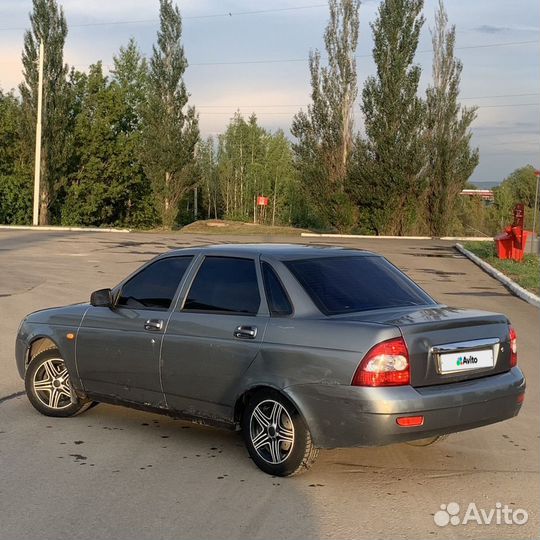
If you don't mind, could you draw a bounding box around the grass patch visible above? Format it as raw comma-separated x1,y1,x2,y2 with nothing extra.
463,241,539,295
179,219,309,236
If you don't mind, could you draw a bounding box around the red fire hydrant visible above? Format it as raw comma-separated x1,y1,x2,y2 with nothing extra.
495,204,529,262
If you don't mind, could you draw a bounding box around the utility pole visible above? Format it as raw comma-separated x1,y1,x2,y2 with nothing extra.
32,39,44,226
193,186,198,221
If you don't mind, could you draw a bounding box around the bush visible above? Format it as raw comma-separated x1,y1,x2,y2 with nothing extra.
0,174,32,224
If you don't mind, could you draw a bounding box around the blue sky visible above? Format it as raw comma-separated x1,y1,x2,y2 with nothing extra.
0,0,538,185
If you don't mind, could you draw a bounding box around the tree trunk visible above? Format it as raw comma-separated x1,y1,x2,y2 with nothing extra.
163,171,171,228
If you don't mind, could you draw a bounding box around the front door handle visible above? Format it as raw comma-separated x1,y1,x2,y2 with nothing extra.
234,325,257,339
144,319,163,331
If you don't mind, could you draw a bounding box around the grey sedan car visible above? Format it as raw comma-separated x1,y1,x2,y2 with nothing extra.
16,244,525,476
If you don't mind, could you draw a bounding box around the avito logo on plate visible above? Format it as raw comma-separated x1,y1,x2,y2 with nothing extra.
456,355,479,367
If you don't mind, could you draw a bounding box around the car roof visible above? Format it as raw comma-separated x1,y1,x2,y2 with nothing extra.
163,243,378,260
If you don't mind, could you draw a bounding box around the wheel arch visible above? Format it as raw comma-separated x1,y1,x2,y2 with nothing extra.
26,336,60,368
233,384,311,431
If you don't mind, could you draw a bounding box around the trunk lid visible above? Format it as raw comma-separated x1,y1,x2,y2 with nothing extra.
335,305,512,387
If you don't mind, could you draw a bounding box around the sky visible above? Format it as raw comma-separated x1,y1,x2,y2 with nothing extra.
0,0,539,186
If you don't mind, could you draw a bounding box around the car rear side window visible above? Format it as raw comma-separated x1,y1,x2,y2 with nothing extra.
262,262,293,316
284,256,435,315
183,257,261,315
117,256,193,310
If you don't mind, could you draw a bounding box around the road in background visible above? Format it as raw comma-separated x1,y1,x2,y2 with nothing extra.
0,230,538,539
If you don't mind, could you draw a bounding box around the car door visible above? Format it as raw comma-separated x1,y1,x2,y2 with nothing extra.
76,255,193,407
161,255,269,421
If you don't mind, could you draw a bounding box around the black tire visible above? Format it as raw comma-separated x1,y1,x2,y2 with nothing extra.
406,434,449,447
242,389,319,477
25,349,91,418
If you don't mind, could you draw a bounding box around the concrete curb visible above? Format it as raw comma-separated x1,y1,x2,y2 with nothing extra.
455,243,540,308
440,236,493,241
0,225,131,233
301,233,494,241
301,233,433,240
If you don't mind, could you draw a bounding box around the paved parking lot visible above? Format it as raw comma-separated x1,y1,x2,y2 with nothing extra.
0,230,538,539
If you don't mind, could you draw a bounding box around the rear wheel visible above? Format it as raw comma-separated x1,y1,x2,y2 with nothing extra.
25,349,92,417
242,389,319,476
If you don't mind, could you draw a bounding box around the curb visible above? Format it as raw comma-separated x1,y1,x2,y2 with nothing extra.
0,225,131,233
455,243,540,308
301,233,494,241
301,233,433,240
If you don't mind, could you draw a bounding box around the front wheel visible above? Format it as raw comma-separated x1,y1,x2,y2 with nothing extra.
242,389,319,476
25,349,92,417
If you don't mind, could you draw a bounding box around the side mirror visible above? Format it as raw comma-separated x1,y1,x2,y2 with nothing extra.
90,288,114,308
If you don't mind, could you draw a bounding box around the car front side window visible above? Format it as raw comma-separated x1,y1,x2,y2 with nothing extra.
116,256,193,311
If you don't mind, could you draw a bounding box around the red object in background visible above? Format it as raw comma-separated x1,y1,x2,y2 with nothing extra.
257,196,269,206
495,203,529,261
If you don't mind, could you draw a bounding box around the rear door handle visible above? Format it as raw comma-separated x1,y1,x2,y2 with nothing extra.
234,325,257,339
144,319,164,331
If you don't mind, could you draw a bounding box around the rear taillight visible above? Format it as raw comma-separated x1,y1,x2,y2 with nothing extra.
352,337,410,387
509,326,517,367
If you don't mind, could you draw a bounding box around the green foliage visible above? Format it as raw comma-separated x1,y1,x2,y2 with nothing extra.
424,0,479,236
352,0,426,235
210,113,298,226
142,0,199,229
493,165,539,230
19,0,70,224
0,174,32,225
0,89,32,224
1,0,533,236
292,0,360,231
464,241,539,295
61,57,155,228
196,136,219,220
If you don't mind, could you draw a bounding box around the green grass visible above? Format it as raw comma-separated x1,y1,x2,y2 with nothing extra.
463,241,539,296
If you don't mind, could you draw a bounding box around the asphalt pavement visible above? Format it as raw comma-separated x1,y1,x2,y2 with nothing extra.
0,230,538,539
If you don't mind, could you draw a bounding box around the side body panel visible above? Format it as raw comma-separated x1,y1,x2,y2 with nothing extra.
236,318,400,396
15,304,89,391
161,312,269,421
76,306,167,407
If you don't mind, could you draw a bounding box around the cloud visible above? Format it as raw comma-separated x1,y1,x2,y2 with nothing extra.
474,24,539,34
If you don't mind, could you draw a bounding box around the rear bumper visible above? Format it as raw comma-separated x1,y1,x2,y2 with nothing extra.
284,367,525,449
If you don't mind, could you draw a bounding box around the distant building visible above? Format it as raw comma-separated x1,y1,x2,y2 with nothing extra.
460,189,494,202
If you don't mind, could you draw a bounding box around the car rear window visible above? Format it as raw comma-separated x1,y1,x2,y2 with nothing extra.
284,256,434,315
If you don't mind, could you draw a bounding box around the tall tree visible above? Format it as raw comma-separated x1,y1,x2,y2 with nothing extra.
292,0,360,231
142,0,199,228
63,51,155,228
353,0,426,235
196,137,219,220
19,0,69,225
111,39,155,226
0,90,32,224
424,0,478,236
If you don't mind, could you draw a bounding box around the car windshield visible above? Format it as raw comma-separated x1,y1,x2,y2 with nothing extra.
285,255,435,315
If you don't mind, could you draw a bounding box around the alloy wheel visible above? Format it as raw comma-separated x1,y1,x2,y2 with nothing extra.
32,358,73,410
249,399,295,464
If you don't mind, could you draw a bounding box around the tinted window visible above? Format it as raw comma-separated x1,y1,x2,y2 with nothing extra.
285,256,435,315
117,256,193,310
262,262,293,316
184,257,261,315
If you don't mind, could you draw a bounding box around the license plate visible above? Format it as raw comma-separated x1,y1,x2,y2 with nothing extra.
439,349,494,374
